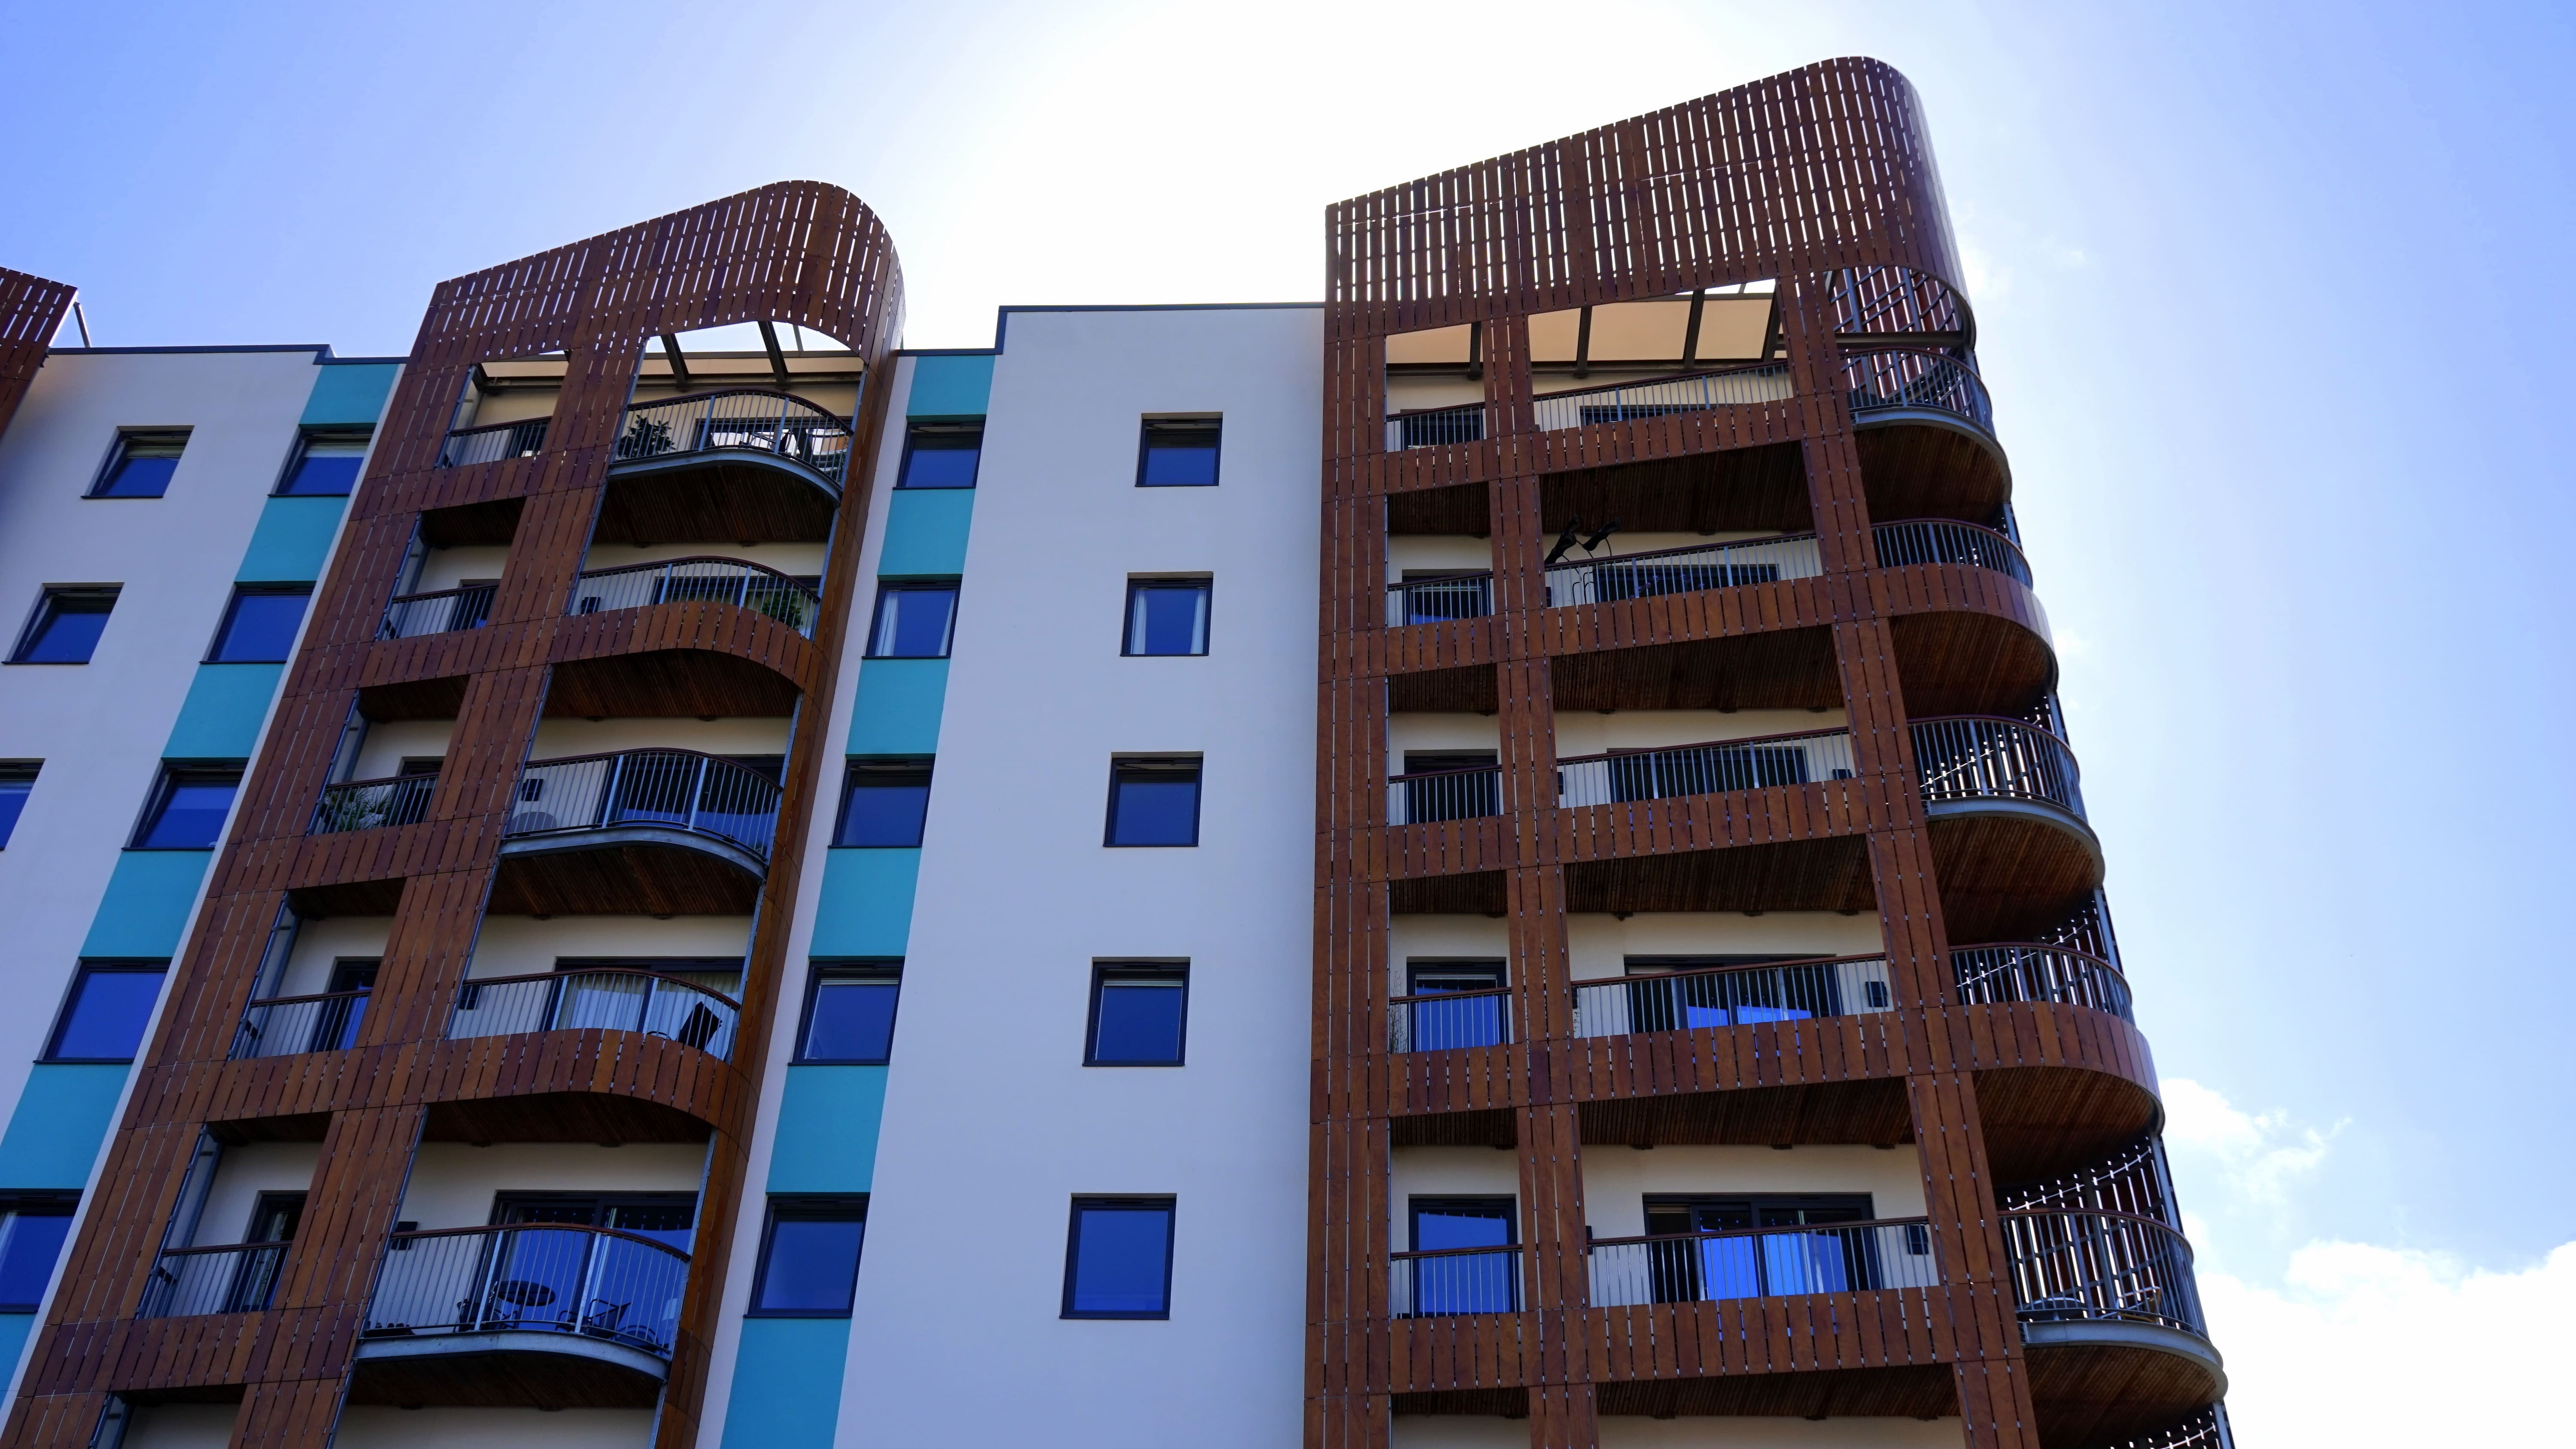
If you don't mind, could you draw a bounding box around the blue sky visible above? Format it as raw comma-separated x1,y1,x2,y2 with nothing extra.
3,1,2569,1438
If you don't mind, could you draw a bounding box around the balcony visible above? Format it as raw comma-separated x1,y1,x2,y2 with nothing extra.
447,967,740,1062
1570,954,1893,1039
1557,727,1855,807
232,988,368,1060
1844,347,2009,526
380,583,496,640
436,418,549,469
1585,1216,1938,1307
1912,714,2084,820
1388,988,1511,1052
569,557,820,637
1952,941,2132,1020
1389,1243,1520,1317
1842,347,1992,432
491,749,780,915
139,1241,289,1317
311,774,437,835
353,1223,686,1408
598,389,851,545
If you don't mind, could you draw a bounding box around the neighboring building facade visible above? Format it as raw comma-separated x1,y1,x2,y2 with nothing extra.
0,60,2230,1449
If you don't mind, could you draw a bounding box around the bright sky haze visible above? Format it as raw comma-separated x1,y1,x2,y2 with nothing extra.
3,2,2570,1441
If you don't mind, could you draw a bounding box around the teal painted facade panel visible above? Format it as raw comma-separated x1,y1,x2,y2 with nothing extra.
163,664,284,758
236,497,348,582
846,660,947,755
80,851,213,958
0,1313,31,1381
766,1067,887,1194
719,1316,854,1449
300,364,400,427
809,850,918,958
0,1066,130,1188
878,491,975,577
904,354,993,417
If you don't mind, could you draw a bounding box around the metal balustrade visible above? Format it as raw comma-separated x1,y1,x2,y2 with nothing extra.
380,583,496,640
1531,363,1794,431
310,774,437,835
1389,1245,1521,1317
1911,715,2085,817
1587,1217,1939,1308
506,749,781,862
1871,518,2032,586
1843,347,1993,431
437,418,549,468
232,989,369,1060
1385,403,1486,450
447,969,741,1061
1384,573,1494,626
570,557,821,637
1572,954,1894,1038
1557,728,1854,809
2121,1407,2236,1449
1543,534,1824,605
1386,764,1504,825
2002,1209,2206,1336
612,389,851,487
139,1242,290,1317
1388,989,1511,1052
363,1224,688,1359
1952,943,2132,1021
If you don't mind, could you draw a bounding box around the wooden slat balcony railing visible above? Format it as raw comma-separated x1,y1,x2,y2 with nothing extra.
1388,1243,1522,1318
310,773,437,835
446,967,741,1061
1843,346,1994,431
436,418,549,469
506,749,781,862
1556,726,1856,809
2003,1208,2207,1337
139,1241,290,1318
362,1223,689,1360
231,988,369,1060
570,556,822,637
1385,763,1504,825
380,582,496,640
1571,954,1894,1038
1586,1216,1939,1308
1952,942,2133,1021
1910,715,2085,818
1387,988,1511,1052
1529,361,1795,431
611,388,851,488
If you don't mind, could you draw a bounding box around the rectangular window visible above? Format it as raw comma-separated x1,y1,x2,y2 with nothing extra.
0,762,37,846
131,763,243,849
10,587,118,664
1123,578,1210,657
1062,1197,1175,1319
1406,1195,1519,1315
43,962,168,1063
0,1195,78,1310
833,758,933,847
867,583,959,658
206,585,313,664
896,420,982,489
1136,418,1220,487
1105,756,1201,847
797,963,900,1064
89,430,189,499
749,1197,869,1316
277,428,369,497
1086,964,1188,1066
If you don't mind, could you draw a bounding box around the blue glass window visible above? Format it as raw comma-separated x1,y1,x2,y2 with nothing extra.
43,964,167,1062
279,431,368,496
0,763,37,846
867,584,958,658
1087,966,1188,1066
1136,419,1219,487
1406,1197,1518,1315
90,431,188,498
896,421,981,489
834,759,932,846
133,765,242,849
1105,758,1200,846
207,587,312,663
1123,579,1210,657
1063,1198,1175,1318
798,964,899,1064
749,1198,867,1315
0,1200,76,1309
11,588,118,664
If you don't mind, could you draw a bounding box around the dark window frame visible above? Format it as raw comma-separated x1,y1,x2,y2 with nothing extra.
1121,576,1213,658
1134,417,1222,488
0,1191,81,1311
1083,961,1190,1067
1060,1195,1178,1320
204,584,315,664
831,756,935,848
865,580,961,659
0,761,39,849
1103,755,1203,848
41,959,170,1064
86,429,191,500
128,760,246,851
895,418,984,490
746,1195,870,1318
794,960,902,1065
9,586,120,665
273,426,371,497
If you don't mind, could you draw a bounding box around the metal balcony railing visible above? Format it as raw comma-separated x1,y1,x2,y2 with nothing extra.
380,583,496,640
310,774,437,835
2003,1208,2206,1337
1872,518,2032,586
1385,764,1504,825
1544,534,1823,605
1911,716,2085,818
1587,1217,1939,1307
1843,347,1993,431
570,557,821,637
506,749,781,863
437,418,549,468
1389,1243,1521,1317
446,968,741,1061
232,989,369,1060
139,1241,290,1317
1388,988,1511,1052
2127,1407,2237,1449
1385,403,1486,451
1531,363,1794,431
612,389,851,487
1557,727,1855,808
1572,954,1894,1038
362,1224,688,1359
1952,943,2132,1021
1385,572,1494,626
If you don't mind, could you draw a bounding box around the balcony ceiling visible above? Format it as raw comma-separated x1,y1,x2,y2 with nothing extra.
1540,440,1811,536
595,458,837,545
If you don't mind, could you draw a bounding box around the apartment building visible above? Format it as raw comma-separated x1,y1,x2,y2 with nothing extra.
0,58,2230,1449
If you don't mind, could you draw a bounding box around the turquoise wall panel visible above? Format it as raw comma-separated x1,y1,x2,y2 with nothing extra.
0,1313,31,1381
845,660,947,755
0,1066,130,1188
163,664,284,758
236,497,348,582
904,354,993,417
719,1316,854,1449
809,850,918,958
79,851,213,958
766,1067,887,1194
878,491,975,577
300,364,400,427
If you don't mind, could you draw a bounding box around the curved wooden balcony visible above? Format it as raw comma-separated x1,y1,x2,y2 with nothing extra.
1913,714,2101,943
1953,941,2132,1020
352,1223,687,1408
569,556,820,636
447,968,741,1061
492,749,779,915
599,388,850,544
1845,346,2009,525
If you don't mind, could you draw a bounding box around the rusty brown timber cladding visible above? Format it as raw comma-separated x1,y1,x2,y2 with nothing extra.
0,267,76,443
1311,61,2058,1448
3,183,902,1449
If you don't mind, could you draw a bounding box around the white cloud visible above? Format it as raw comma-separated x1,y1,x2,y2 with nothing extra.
2163,1076,2339,1206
